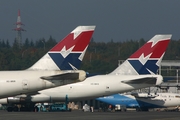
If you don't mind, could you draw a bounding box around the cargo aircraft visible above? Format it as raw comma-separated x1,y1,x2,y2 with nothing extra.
0,34,171,111
0,26,95,98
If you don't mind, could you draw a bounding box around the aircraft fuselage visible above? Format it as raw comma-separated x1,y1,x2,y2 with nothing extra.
29,74,162,103
0,70,75,98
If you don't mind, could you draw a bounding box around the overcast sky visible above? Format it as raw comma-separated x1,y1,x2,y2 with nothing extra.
0,0,180,44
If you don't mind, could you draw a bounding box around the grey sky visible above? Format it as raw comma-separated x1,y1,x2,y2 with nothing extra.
0,0,180,44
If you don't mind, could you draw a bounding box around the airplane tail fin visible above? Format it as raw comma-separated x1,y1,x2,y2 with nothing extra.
110,34,171,75
28,26,96,70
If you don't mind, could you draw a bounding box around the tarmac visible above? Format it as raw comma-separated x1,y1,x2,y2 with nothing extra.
0,110,180,120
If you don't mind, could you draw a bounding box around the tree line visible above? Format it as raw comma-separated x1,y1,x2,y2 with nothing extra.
0,37,179,74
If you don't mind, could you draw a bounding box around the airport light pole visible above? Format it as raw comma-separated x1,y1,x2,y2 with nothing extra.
177,69,179,93
177,69,179,84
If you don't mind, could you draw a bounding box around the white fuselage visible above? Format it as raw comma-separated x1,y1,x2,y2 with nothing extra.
0,70,74,98
28,74,162,103
97,93,180,109
126,93,180,108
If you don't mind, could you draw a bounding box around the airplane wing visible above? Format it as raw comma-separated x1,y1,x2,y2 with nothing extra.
121,77,157,84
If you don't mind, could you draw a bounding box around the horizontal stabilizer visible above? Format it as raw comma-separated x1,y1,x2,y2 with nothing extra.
121,77,157,84
40,70,86,81
41,73,78,80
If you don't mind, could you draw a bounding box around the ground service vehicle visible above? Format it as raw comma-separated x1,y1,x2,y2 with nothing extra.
36,103,71,112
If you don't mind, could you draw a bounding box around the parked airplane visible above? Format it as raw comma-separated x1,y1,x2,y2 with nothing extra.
0,34,171,111
97,92,180,111
0,26,95,98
